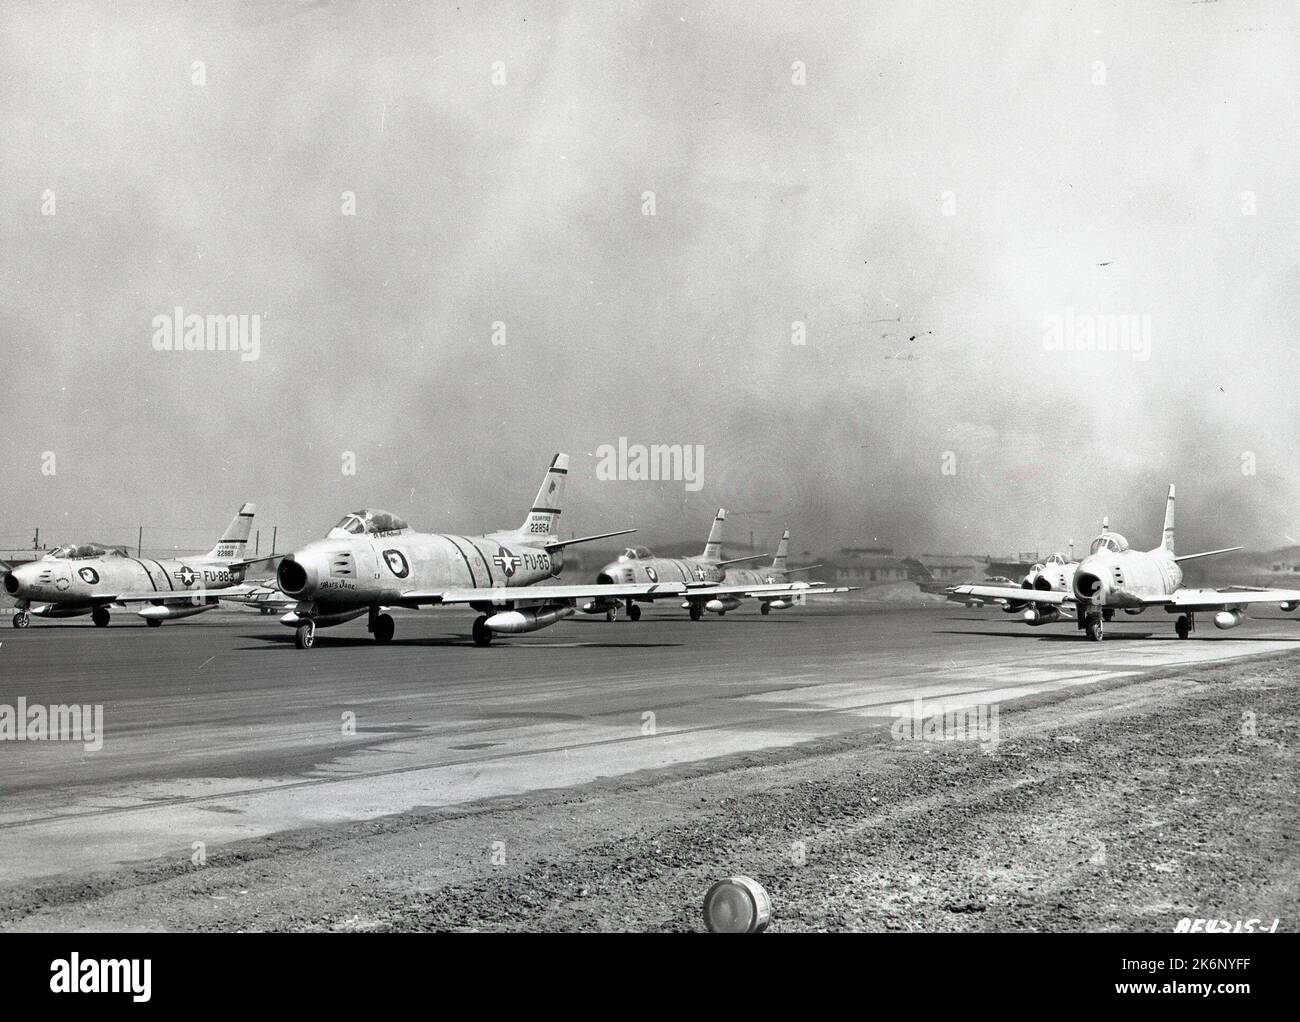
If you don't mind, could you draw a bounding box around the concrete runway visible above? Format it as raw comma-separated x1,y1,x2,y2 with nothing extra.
1,602,1298,889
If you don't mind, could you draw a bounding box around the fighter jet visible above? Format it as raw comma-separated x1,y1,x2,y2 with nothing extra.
3,503,260,627
949,486,1300,640
582,508,766,620
587,515,853,620
948,535,1085,610
272,453,683,648
684,529,855,617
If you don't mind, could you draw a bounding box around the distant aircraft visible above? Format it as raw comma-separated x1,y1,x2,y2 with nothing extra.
950,486,1300,640
587,514,853,621
584,508,765,620
949,532,1091,609
272,453,682,648
3,504,262,627
686,529,855,617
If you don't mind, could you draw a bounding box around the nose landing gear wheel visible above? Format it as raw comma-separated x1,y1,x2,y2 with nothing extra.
1175,615,1190,640
628,603,641,621
92,606,110,628
12,611,30,628
1085,614,1104,641
295,621,316,649
472,615,493,646
373,613,394,643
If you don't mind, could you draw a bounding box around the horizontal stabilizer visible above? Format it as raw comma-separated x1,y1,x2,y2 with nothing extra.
1173,545,1242,563
543,528,636,552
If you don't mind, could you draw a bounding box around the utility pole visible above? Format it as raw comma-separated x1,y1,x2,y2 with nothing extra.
33,527,39,550
271,526,278,555
729,509,773,555
138,525,143,558
255,529,260,556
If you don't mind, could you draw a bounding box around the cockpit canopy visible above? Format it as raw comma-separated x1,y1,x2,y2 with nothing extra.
43,543,129,560
329,509,411,538
1088,532,1129,555
1045,552,1069,565
618,546,655,561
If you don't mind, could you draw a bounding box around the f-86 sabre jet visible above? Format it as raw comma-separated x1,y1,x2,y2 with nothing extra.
587,514,853,621
3,503,260,627
272,453,682,648
582,508,768,620
950,485,1300,641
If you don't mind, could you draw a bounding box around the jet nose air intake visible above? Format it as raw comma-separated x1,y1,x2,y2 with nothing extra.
2,570,19,596
277,555,314,598
1074,570,1105,602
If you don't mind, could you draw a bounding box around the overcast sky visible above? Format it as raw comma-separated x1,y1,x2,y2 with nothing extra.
3,0,1298,558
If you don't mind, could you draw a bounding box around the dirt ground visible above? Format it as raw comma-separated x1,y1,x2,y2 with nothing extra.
2,650,1296,932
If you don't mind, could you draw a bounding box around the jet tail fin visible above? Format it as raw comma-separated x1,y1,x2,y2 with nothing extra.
517,454,568,536
1161,483,1176,553
700,508,726,561
771,529,790,572
205,503,256,561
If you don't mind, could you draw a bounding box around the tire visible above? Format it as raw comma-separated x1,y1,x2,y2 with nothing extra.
1085,616,1103,641
628,604,641,621
373,613,395,643
12,612,30,629
295,622,315,649
759,603,771,615
1175,616,1190,640
92,606,110,628
689,605,703,621
472,615,493,646
146,618,162,628
605,610,615,623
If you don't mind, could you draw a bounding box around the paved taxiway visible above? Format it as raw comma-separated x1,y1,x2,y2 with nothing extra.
1,603,1297,889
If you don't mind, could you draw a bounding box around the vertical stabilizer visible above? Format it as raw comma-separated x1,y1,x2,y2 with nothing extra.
205,503,256,561
700,508,726,561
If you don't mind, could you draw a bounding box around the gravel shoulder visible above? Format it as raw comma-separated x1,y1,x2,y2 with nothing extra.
2,649,1296,932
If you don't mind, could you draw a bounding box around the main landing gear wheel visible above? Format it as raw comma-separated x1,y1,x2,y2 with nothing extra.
92,606,110,628
760,603,771,615
373,613,395,644
1085,614,1104,641
1175,615,1191,640
12,611,30,628
146,618,162,628
628,604,641,622
295,621,316,649
605,607,617,623
689,604,703,621
472,615,493,646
